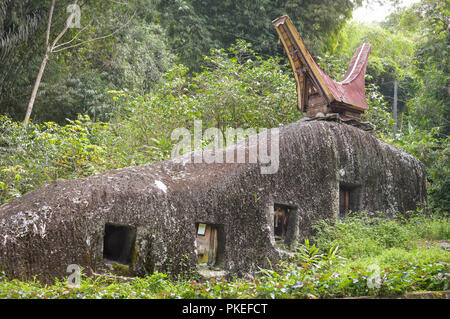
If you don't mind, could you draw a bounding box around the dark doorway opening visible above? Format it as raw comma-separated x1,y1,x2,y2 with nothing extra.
339,186,350,218
339,184,359,218
103,223,136,265
273,204,297,243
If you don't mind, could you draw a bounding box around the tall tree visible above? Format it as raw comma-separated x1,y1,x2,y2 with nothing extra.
24,0,78,123
1,0,173,123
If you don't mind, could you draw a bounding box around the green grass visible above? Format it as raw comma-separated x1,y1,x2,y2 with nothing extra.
0,210,449,299
312,210,449,259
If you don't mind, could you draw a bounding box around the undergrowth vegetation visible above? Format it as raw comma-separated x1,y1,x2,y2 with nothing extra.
1,211,448,299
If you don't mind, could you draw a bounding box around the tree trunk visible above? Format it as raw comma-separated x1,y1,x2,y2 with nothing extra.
24,51,50,124
393,79,398,132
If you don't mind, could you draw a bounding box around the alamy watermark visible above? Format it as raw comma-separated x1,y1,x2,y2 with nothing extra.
66,264,81,288
66,4,81,28
170,120,280,174
366,264,382,289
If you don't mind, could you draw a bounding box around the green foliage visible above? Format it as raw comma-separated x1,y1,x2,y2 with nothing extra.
381,128,450,212
0,1,174,124
0,0,47,60
191,41,300,130
311,211,449,262
0,114,109,204
157,0,362,70
294,239,345,271
1,261,448,299
406,0,449,135
102,41,299,166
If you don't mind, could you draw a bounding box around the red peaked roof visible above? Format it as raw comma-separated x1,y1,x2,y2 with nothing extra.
315,43,371,112
273,16,371,114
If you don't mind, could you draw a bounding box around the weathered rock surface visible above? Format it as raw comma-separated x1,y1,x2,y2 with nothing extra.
0,120,426,283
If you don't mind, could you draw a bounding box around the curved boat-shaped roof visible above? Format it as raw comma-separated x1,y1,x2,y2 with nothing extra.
272,16,371,113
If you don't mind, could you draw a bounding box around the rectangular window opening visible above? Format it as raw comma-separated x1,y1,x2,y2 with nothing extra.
273,204,295,244
195,223,224,267
103,223,136,265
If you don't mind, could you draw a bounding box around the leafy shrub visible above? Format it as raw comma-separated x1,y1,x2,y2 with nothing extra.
406,211,450,240
105,41,300,165
375,247,449,265
0,115,110,204
295,239,345,270
1,261,448,299
311,211,449,260
387,129,449,213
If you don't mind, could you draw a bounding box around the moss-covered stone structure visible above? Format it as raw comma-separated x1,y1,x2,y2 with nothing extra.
0,120,426,283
